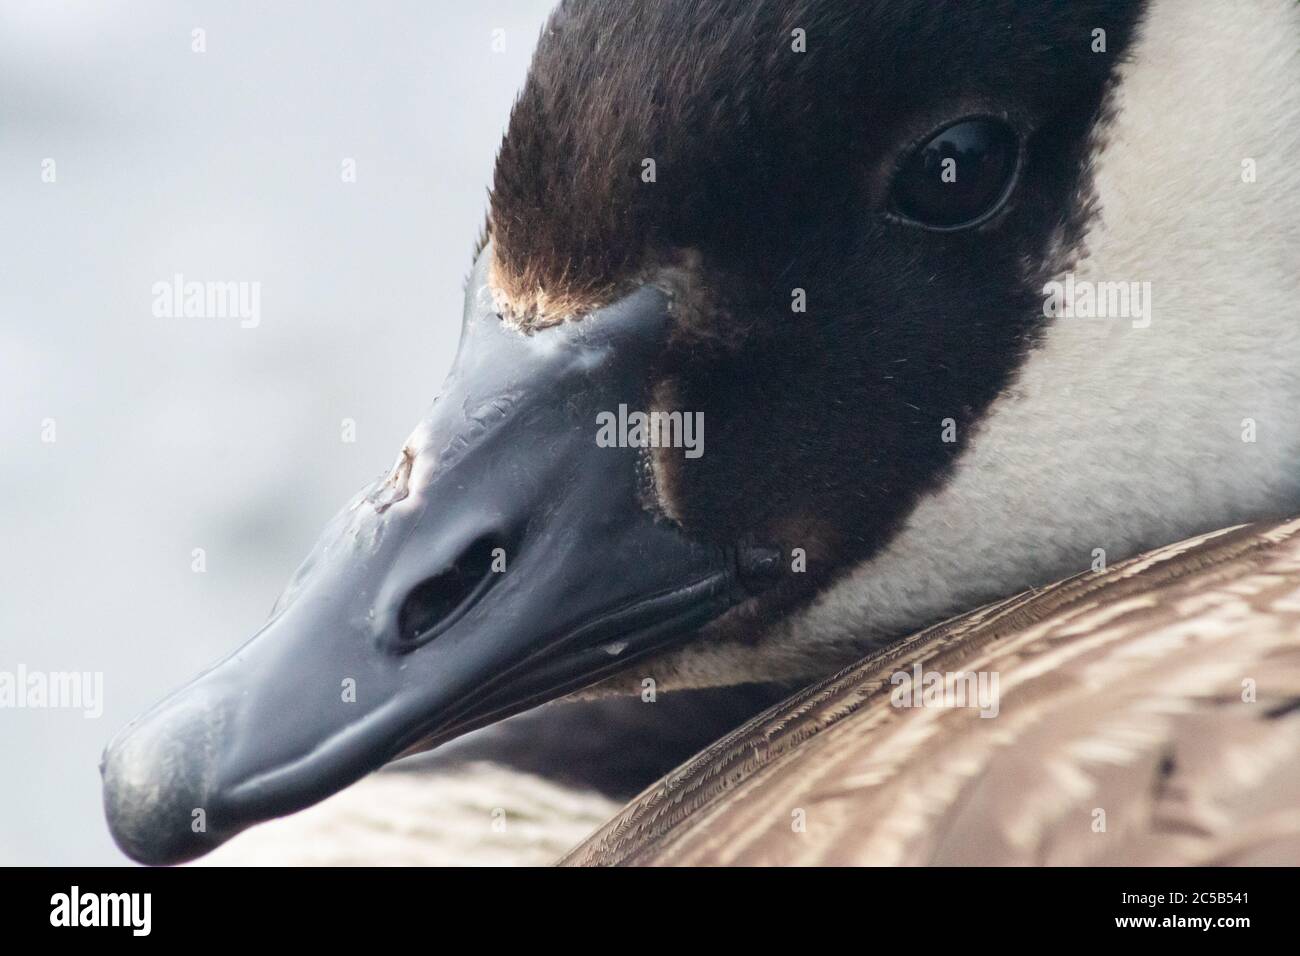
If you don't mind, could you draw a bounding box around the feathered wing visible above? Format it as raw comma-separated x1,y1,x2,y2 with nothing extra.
565,517,1300,866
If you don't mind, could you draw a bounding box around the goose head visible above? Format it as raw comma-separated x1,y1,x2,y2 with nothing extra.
102,0,1300,864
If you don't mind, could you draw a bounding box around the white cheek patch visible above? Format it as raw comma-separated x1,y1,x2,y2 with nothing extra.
785,0,1300,662
643,0,1300,690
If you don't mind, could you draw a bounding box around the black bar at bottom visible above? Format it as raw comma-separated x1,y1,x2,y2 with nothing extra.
0,866,1281,941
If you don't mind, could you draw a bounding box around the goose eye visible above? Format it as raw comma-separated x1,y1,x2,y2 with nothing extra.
889,118,1019,229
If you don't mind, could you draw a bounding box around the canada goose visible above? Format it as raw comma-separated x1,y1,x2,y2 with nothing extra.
102,0,1300,865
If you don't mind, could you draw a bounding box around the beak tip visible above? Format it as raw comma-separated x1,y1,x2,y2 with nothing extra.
101,755,207,866
100,700,228,866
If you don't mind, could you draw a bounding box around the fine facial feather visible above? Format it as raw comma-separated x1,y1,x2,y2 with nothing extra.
491,0,1155,694
636,0,1300,690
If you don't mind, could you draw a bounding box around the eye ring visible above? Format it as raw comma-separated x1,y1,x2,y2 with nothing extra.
886,115,1023,232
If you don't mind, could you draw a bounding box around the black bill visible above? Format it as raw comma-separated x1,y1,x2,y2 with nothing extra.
100,250,777,865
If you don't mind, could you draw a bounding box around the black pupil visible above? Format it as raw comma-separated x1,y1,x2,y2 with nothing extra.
891,119,1018,228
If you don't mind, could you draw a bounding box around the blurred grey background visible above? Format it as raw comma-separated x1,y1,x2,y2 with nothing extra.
0,0,555,865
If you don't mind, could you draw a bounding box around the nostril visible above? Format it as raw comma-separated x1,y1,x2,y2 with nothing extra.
396,535,504,651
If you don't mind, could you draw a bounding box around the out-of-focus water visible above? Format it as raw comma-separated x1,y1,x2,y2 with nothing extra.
0,0,553,865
